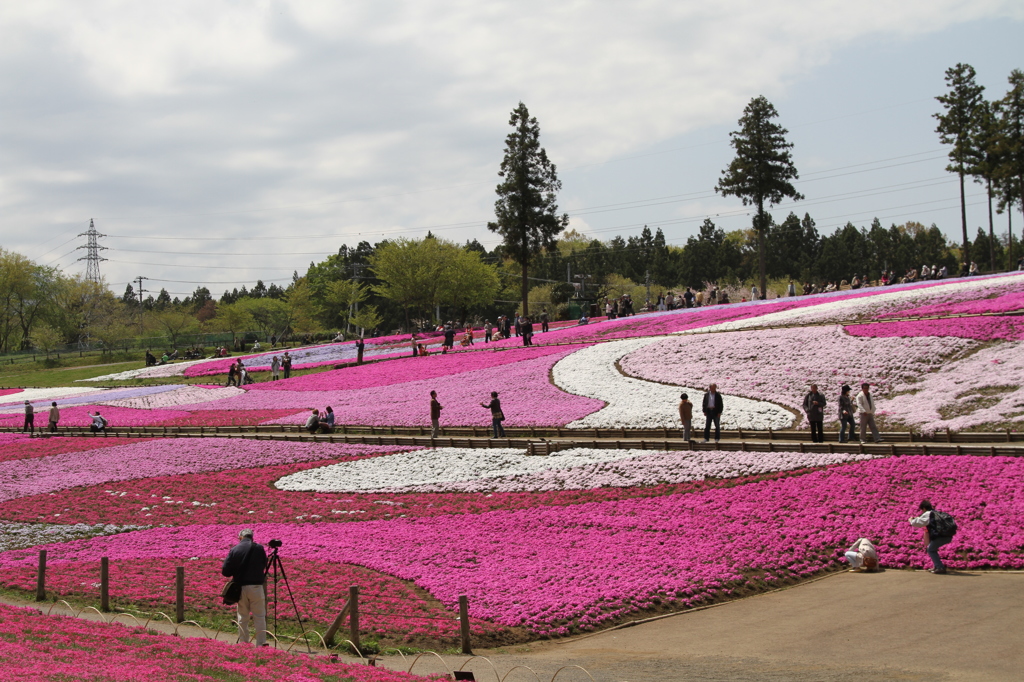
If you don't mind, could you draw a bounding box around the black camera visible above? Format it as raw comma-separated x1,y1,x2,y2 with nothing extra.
268,539,283,548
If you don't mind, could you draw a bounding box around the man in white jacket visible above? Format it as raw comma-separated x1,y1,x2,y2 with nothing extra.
856,382,881,443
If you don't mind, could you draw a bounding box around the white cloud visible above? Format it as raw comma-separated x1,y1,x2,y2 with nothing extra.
0,0,1020,287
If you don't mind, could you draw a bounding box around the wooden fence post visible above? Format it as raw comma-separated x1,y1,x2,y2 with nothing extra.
459,595,472,654
35,550,46,602
100,557,109,612
175,567,185,623
348,585,360,651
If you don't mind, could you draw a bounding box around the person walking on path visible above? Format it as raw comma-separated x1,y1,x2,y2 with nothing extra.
47,402,60,433
522,317,534,347
270,355,281,381
221,529,268,646
225,362,238,387
856,382,881,443
282,352,292,379
702,384,724,443
678,393,693,442
430,390,442,438
540,308,550,333
909,500,957,574
22,401,34,434
482,391,506,438
838,384,857,443
803,384,827,443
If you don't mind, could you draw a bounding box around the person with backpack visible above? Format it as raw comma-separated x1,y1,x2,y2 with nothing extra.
909,499,957,574
221,529,268,646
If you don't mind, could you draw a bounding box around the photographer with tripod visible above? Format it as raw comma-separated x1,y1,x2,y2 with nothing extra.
221,529,268,647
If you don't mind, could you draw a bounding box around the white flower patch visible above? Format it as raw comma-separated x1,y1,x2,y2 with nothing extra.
0,387,108,406
98,385,244,409
275,446,876,493
0,522,150,553
78,358,212,382
552,338,794,430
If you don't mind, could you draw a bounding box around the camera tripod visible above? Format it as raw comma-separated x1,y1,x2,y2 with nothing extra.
264,543,312,653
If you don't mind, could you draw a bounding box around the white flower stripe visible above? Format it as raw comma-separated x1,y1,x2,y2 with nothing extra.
552,338,794,429
274,447,877,494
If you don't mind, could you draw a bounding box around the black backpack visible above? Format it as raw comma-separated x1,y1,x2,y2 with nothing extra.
929,510,958,538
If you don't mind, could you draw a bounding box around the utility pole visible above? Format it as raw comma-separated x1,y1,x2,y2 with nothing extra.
76,219,107,284
135,276,148,337
645,269,651,309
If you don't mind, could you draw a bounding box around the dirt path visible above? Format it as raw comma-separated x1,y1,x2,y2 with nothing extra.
375,570,1024,681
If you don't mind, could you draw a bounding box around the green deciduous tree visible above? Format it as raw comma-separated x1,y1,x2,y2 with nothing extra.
210,302,253,345
487,102,568,316
715,96,803,300
29,323,64,359
935,62,986,266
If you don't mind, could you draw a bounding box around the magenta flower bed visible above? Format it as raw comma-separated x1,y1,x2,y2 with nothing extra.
0,457,787,527
0,438,416,503
0,602,428,682
0,434,150,465
0,388,23,397
846,316,1024,341
247,345,576,392
0,405,190,429
0,557,505,644
7,455,1019,635
878,286,1024,318
179,347,602,428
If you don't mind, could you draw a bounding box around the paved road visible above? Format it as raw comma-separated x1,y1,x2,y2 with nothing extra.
377,570,1024,681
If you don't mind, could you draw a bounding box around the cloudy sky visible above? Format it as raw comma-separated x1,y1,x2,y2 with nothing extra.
1,0,1022,297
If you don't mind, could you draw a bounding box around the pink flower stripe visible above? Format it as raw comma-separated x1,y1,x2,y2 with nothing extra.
0,457,783,526
247,345,575,392
181,348,603,428
0,438,417,503
0,602,429,681
619,325,974,425
877,286,1024,318
873,341,1024,433
6,456,1019,635
0,388,22,397
0,557,506,644
0,434,150,465
845,316,1024,341
158,408,303,426
0,405,190,429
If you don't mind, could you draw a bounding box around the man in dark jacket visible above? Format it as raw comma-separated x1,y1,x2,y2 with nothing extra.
702,384,724,443
222,529,268,646
803,384,827,443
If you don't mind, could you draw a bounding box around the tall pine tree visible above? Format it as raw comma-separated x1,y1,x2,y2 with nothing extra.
935,63,985,266
488,102,568,316
715,96,803,299
996,69,1024,269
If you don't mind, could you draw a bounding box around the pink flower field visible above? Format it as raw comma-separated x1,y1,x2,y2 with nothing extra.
1,274,1022,654
0,602,428,682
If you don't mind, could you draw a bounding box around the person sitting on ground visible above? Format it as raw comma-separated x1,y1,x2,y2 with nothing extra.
304,408,320,434
418,343,430,356
252,340,261,351
90,411,107,433
145,350,156,366
969,261,979,276
844,538,879,572
318,406,335,433
168,349,179,361
578,315,589,325
159,352,169,365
